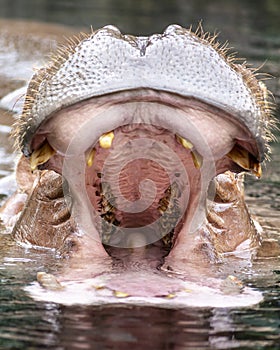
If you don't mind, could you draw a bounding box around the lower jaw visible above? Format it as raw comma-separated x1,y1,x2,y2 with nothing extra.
67,172,211,273
66,134,209,267
14,166,258,299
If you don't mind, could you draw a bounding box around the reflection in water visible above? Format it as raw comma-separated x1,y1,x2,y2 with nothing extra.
0,1,279,349
57,306,212,349
1,269,279,350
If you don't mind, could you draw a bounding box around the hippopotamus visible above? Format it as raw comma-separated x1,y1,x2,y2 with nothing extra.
0,24,275,305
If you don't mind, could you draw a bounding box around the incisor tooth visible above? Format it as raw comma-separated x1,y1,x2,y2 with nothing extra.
165,293,176,299
176,135,193,149
191,150,203,169
114,291,129,298
30,141,55,171
99,131,114,149
86,148,96,167
227,144,262,178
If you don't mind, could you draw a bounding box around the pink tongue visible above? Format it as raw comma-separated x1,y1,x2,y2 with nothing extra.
105,270,185,297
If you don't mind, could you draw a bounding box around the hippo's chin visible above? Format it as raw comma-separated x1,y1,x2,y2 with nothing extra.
10,88,259,275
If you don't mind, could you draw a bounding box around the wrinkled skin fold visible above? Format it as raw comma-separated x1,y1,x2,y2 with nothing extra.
0,24,274,298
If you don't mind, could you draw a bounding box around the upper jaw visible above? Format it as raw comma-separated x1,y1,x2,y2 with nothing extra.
30,89,261,177
16,24,268,160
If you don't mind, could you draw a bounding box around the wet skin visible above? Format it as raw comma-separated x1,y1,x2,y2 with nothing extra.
0,25,274,296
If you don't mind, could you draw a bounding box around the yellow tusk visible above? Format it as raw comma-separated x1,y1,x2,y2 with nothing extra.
253,162,262,178
99,131,115,149
227,144,262,178
227,144,250,169
86,148,96,167
30,141,55,171
176,134,193,150
191,150,203,169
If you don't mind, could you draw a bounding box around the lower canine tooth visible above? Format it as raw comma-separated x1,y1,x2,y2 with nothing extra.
99,131,114,149
86,148,96,167
30,141,55,171
176,135,193,149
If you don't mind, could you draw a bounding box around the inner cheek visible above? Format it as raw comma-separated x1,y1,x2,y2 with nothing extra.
35,105,104,155
188,115,238,160
47,118,88,155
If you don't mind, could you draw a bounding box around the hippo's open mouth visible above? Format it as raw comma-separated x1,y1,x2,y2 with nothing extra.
24,87,262,262
6,24,273,275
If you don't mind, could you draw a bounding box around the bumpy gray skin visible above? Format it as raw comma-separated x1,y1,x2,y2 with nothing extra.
19,24,267,159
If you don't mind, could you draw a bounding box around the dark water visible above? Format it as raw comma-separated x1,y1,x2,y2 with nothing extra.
0,1,280,349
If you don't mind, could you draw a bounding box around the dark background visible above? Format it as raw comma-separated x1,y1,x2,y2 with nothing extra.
0,0,279,40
